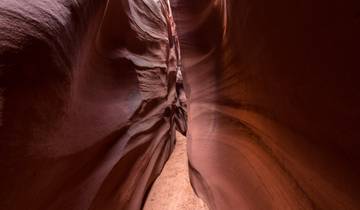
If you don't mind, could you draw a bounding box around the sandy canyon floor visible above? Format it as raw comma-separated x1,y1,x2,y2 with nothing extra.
143,132,208,210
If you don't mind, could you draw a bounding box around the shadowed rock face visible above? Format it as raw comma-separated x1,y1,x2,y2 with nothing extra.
0,0,185,209
0,0,360,210
171,0,360,209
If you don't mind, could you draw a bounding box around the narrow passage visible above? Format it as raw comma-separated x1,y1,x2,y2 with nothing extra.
144,132,208,210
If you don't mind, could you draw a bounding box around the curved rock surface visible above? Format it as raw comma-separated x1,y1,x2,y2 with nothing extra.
0,0,184,209
171,0,360,209
1,0,360,210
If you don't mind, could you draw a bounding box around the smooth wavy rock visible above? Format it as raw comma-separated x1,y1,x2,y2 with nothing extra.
0,0,185,209
1,0,360,210
171,0,360,209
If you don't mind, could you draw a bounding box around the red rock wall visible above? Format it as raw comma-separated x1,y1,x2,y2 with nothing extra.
0,0,185,209
171,0,360,209
0,0,359,209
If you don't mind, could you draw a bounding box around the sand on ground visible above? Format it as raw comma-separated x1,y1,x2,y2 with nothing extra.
143,132,208,210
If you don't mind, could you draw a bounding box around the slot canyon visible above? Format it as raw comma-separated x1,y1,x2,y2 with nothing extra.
0,0,360,209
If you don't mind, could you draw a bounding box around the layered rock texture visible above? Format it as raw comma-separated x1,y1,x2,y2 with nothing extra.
1,0,360,210
0,1,185,209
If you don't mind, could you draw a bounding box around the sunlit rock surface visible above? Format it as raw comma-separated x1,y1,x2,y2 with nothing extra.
1,0,360,210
